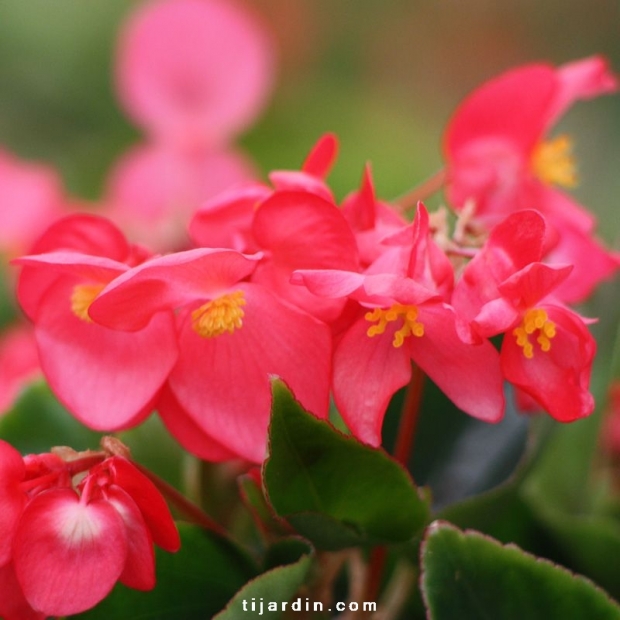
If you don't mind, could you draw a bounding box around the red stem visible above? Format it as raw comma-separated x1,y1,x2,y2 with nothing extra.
393,364,425,469
365,546,387,606
394,168,446,211
132,461,228,537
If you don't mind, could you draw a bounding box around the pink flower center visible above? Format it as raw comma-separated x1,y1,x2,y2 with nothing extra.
71,284,105,323
531,135,578,188
365,304,425,348
512,308,556,359
191,291,246,338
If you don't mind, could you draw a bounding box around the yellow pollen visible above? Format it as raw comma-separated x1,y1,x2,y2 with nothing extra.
512,308,556,359
70,284,105,323
531,135,578,188
191,291,246,338
365,304,424,348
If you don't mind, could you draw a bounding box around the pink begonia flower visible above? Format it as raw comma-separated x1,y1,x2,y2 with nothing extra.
340,165,407,268
0,439,179,617
116,0,275,149
444,55,617,230
89,248,331,463
453,211,596,421
444,56,619,302
293,204,504,445
104,141,256,251
13,214,178,430
0,324,41,415
0,149,65,256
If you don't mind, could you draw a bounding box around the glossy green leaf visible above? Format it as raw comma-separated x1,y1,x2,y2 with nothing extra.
214,539,313,620
263,381,429,550
76,523,258,620
421,521,620,620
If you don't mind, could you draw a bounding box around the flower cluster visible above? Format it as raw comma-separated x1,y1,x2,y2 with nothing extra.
0,438,179,619
13,55,618,465
0,0,273,416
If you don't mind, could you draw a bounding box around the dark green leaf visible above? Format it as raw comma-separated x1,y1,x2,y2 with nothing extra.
214,539,313,620
263,381,429,549
76,523,258,620
421,521,620,620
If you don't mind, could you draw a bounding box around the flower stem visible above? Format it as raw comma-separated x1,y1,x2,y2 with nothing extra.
132,461,227,537
394,168,446,211
393,363,425,469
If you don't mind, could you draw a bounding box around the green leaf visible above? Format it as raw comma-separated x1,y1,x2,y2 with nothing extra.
76,523,258,620
263,381,429,550
421,521,620,620
214,539,313,620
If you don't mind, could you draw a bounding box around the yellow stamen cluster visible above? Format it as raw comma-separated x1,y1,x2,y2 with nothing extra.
365,304,424,348
531,135,578,188
512,308,556,359
70,284,105,323
191,290,246,338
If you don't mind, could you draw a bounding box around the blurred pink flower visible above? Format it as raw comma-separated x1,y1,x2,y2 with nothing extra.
104,142,256,251
0,150,65,257
116,0,275,149
0,324,41,415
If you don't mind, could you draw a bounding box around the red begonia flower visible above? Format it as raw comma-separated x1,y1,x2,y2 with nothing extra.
89,249,331,462
14,215,178,430
293,204,504,444
444,55,617,231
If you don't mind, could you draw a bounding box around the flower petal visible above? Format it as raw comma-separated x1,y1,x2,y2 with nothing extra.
169,283,331,462
35,278,178,430
14,488,127,617
89,248,260,331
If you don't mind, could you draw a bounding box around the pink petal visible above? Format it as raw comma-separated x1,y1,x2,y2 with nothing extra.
89,248,260,331
411,303,505,423
105,485,156,590
332,315,412,446
16,214,133,321
268,170,335,203
0,440,26,566
169,283,331,462
157,385,240,461
501,305,595,421
0,325,41,415
35,278,178,430
545,55,618,128
105,457,180,553
252,190,359,319
14,488,127,616
116,0,275,147
0,562,46,620
0,149,65,256
498,262,573,310
546,225,619,304
290,269,366,299
445,64,556,157
189,183,270,252
301,133,339,178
